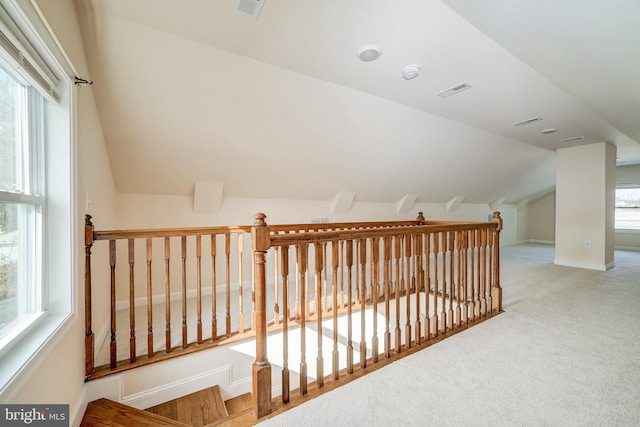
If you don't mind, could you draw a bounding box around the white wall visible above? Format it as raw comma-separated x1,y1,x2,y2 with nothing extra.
555,142,616,270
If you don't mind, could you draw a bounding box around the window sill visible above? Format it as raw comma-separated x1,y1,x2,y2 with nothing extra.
0,312,72,396
615,228,640,235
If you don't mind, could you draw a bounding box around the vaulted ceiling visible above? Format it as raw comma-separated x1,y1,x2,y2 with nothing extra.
73,0,640,205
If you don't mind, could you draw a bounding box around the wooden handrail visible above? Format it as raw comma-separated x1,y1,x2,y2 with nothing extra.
83,212,503,422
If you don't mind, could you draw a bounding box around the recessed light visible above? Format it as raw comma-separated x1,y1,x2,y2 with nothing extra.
512,117,543,127
357,45,382,62
436,82,472,98
541,128,557,134
559,136,584,142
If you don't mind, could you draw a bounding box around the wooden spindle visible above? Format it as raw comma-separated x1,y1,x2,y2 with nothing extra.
181,236,187,349
146,238,154,357
84,215,95,377
346,240,354,374
251,213,272,418
274,247,280,325
460,231,468,325
491,212,503,313
448,231,455,331
480,229,487,317
455,231,462,328
414,234,422,345
196,235,203,344
322,242,328,315
383,237,391,358
332,241,340,380
109,239,117,368
164,237,172,353
225,233,231,337
433,233,440,337
315,243,324,387
440,232,447,334
128,239,136,363
371,237,379,363
393,236,402,353
469,229,476,321
298,243,308,395
238,234,245,334
211,234,218,341
359,239,367,369
424,232,431,342
339,240,345,310
404,234,412,348
281,245,290,403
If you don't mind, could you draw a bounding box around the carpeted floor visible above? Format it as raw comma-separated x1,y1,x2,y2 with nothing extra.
258,244,640,427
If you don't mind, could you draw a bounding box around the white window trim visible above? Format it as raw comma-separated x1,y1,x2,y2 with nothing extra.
614,184,640,233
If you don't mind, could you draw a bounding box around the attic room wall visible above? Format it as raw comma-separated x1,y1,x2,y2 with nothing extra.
113,193,517,245
2,1,117,425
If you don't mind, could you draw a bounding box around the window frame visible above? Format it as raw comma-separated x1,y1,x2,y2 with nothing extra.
0,0,74,394
614,184,640,234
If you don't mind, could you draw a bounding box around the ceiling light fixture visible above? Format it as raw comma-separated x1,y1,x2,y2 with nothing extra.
512,117,543,127
357,45,382,62
402,64,420,80
436,82,472,98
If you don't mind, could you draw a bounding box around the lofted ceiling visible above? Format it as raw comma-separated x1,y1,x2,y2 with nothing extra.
72,0,640,205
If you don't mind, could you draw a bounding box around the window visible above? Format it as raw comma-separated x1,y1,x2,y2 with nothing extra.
615,187,640,231
0,65,44,350
0,0,72,390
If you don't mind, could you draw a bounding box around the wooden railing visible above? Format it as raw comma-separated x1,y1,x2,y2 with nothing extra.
84,212,502,419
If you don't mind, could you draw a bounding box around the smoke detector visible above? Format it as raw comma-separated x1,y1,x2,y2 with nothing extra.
357,45,382,62
402,65,420,80
233,0,267,20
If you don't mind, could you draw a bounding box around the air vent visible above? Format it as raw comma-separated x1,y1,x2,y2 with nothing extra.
559,136,584,142
233,0,267,20
541,128,557,134
436,82,472,98
512,117,543,127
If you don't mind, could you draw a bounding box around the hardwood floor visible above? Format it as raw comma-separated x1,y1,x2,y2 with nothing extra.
81,386,256,426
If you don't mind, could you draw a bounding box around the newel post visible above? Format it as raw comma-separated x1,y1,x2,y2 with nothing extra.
251,213,272,418
491,211,503,313
416,211,426,225
84,215,95,378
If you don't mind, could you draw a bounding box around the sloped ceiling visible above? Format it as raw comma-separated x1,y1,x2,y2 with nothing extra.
72,0,640,205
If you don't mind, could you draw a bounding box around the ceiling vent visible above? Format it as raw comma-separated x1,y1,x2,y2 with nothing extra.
560,136,584,142
436,82,472,98
512,117,543,127
233,0,267,20
541,128,557,134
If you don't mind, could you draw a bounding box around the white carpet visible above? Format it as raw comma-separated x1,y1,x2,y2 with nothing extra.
258,244,640,427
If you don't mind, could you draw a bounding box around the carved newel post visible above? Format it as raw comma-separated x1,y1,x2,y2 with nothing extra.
491,211,503,313
251,213,272,418
84,215,95,377
416,211,426,225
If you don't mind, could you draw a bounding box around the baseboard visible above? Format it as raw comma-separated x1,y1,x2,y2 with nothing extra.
554,259,614,271
528,239,555,245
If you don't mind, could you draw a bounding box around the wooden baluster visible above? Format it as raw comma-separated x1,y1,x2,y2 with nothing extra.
487,228,493,313
225,233,231,337
146,238,154,357
251,213,272,418
332,241,340,380
475,229,482,318
109,240,117,368
196,235,203,344
455,231,462,328
339,240,345,310
448,231,455,331
383,237,391,358
432,233,440,337
468,229,476,321
323,242,328,315
424,232,431,342
298,243,308,395
359,238,367,369
404,234,412,348
84,215,95,377
346,240,354,374
393,236,402,353
211,235,218,341
480,228,488,316
460,231,468,325
281,245,290,403
355,240,361,305
491,212,503,313
238,234,245,334
164,237,172,353
414,234,423,345
295,243,300,321
274,246,280,325
371,237,379,363
314,242,324,388
441,232,447,334
128,239,136,362
181,236,188,349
